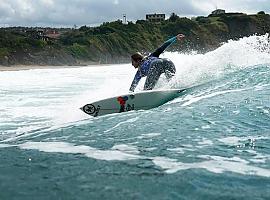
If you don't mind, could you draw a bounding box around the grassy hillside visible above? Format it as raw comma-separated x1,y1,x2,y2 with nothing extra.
0,12,269,66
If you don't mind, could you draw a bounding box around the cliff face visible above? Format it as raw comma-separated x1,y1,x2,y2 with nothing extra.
218,13,270,38
0,13,269,66
0,49,78,66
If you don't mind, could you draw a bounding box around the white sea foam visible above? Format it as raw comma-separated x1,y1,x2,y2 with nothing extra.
16,141,270,177
198,138,214,147
111,144,140,154
181,88,248,107
218,136,243,146
167,146,195,154
19,142,142,161
163,34,270,89
218,136,269,146
152,155,270,177
0,144,14,148
201,125,211,129
137,132,161,139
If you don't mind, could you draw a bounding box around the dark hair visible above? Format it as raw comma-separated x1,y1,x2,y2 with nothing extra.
131,52,144,62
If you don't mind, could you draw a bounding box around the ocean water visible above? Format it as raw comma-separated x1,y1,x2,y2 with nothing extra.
0,34,270,200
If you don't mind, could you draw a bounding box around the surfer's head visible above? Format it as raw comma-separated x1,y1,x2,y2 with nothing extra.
131,52,144,68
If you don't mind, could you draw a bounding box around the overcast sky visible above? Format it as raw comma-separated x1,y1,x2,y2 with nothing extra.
0,0,269,27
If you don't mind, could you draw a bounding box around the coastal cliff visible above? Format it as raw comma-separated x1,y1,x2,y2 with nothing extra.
0,12,269,66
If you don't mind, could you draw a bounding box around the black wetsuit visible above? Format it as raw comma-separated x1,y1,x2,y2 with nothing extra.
129,36,177,92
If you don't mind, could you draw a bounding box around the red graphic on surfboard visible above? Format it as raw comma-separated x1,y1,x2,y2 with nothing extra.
117,95,134,112
117,96,128,112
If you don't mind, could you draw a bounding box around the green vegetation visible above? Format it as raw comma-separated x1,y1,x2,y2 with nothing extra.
67,43,89,59
0,48,9,58
0,12,269,66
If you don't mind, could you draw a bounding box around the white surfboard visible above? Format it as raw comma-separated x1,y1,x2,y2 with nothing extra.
80,88,186,117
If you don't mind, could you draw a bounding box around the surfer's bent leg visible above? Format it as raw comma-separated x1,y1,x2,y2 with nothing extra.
144,59,163,90
162,58,176,80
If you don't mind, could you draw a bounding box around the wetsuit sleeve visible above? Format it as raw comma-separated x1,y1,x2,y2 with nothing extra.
150,36,177,57
129,71,142,92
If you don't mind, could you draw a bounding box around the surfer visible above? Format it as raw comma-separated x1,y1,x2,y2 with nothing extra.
129,33,185,92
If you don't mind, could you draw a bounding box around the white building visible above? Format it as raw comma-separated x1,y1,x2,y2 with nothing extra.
146,14,165,22
211,9,225,15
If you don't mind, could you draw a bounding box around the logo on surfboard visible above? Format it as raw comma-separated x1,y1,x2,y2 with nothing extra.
117,95,134,112
82,104,100,116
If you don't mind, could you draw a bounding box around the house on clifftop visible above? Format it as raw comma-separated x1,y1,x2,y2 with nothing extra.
211,9,225,15
146,13,165,22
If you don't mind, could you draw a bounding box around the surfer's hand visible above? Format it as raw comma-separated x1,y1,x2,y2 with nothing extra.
176,34,185,40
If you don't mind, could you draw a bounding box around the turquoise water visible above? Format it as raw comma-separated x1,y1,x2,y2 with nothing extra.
0,35,270,199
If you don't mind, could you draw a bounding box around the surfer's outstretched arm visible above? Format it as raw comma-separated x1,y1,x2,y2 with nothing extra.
151,34,185,57
129,71,142,92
